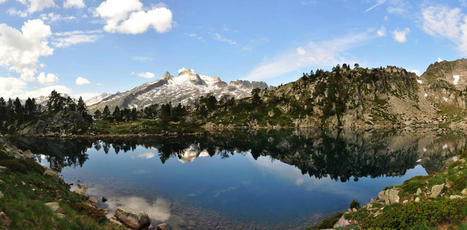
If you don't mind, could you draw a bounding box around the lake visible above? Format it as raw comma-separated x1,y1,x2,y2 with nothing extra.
7,129,466,229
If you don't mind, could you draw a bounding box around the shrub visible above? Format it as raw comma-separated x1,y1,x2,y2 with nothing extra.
351,198,467,229
350,200,361,210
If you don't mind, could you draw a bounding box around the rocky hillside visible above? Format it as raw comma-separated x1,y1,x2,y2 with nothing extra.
88,68,270,111
200,59,467,129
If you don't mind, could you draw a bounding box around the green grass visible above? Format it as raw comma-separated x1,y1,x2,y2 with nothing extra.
0,146,124,230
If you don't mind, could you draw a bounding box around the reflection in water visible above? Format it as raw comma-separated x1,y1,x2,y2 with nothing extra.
9,129,465,178
5,129,467,229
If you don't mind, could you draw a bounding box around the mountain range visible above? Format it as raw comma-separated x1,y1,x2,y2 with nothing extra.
87,68,270,111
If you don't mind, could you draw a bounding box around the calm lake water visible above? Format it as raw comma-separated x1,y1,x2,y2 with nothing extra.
8,129,466,229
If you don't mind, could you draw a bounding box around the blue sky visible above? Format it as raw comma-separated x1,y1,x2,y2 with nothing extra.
0,0,466,99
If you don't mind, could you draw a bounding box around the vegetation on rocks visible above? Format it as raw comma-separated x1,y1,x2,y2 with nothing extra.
311,149,467,229
0,142,124,230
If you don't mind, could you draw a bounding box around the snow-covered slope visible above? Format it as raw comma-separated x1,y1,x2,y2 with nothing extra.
88,68,270,111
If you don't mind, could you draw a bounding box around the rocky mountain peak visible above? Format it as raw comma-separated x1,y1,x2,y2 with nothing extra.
422,58,466,90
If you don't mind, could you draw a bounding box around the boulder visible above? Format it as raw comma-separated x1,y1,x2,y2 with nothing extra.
43,168,58,177
415,197,420,202
114,207,151,230
449,195,463,199
157,223,167,230
0,166,7,173
333,215,357,229
378,188,400,205
74,186,88,199
89,197,98,204
415,188,422,195
462,188,467,196
430,184,444,198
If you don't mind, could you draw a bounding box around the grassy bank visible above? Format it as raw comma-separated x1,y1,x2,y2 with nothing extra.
309,149,467,230
0,143,124,230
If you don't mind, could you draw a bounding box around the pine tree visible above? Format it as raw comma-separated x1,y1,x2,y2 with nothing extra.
94,110,102,120
112,106,121,122
102,106,111,120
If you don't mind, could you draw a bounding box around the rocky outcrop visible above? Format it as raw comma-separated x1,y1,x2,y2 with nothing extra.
114,207,151,230
430,184,445,198
378,188,400,205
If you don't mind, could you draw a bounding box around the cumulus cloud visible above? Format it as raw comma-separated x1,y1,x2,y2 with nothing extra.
53,30,101,48
37,72,59,85
75,76,90,85
63,0,85,8
392,28,410,43
137,72,155,79
95,0,173,34
377,26,386,37
17,0,56,14
422,5,467,55
244,33,371,81
0,77,27,98
0,19,53,81
0,76,70,99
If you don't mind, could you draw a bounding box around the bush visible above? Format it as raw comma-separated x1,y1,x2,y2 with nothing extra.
350,200,360,210
352,198,467,229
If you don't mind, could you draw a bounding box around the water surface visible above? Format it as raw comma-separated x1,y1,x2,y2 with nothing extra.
8,129,466,229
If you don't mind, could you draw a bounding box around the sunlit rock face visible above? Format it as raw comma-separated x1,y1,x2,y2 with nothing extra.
87,68,271,111
421,59,466,108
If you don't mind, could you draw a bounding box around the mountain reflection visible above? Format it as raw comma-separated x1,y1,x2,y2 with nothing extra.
6,129,465,181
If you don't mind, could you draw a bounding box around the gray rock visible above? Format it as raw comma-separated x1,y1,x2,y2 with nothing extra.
416,188,422,195
0,166,7,173
378,188,400,205
415,197,420,202
333,215,350,229
430,184,444,198
43,168,58,177
114,207,151,230
449,195,463,199
157,223,168,230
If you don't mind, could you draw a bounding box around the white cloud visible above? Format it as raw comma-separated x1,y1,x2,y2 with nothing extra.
0,77,71,99
377,26,386,37
53,30,101,48
213,33,237,46
40,12,76,23
366,0,386,12
63,0,84,8
95,0,173,34
365,0,408,14
0,19,53,81
296,47,306,55
244,33,371,81
0,77,27,98
410,69,420,76
18,0,56,14
422,6,467,55
0,0,6,4
7,8,28,17
137,72,155,79
75,76,90,85
393,28,410,43
37,72,58,85
186,33,203,41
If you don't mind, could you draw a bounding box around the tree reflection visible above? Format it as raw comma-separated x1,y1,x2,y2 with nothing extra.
6,129,465,181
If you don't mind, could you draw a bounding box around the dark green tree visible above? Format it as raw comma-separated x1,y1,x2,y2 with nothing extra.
102,106,111,120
